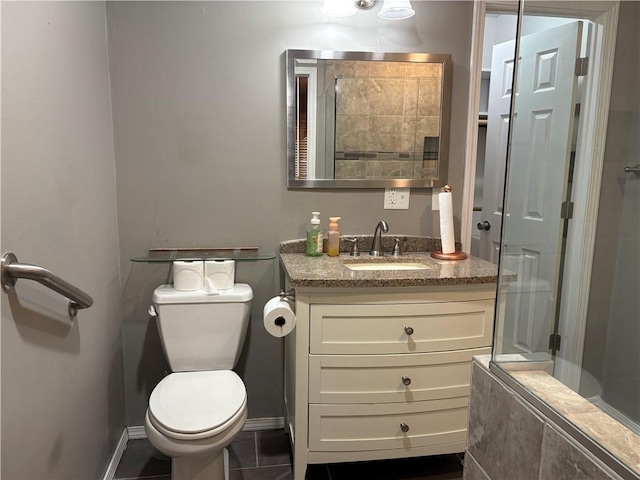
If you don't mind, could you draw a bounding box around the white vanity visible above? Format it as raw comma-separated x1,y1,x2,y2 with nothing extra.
279,238,498,480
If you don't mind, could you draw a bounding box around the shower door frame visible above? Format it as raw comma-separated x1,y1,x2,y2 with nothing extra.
461,0,620,390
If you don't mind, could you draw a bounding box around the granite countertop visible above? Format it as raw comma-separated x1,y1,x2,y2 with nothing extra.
279,236,499,288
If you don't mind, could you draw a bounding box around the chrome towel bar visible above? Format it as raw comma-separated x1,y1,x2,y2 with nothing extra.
1,252,94,317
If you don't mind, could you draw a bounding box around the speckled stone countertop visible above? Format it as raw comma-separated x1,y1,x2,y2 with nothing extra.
280,236,499,288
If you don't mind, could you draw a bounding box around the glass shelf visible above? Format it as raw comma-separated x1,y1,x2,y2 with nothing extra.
130,248,276,263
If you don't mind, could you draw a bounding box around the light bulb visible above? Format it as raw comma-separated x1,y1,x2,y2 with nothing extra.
377,0,415,20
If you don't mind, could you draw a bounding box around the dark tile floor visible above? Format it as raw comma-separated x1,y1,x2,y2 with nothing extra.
115,430,464,480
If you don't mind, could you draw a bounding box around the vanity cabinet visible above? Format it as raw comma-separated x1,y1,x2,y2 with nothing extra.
284,286,495,480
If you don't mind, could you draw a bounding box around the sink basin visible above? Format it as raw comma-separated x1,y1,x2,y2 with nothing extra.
344,260,436,271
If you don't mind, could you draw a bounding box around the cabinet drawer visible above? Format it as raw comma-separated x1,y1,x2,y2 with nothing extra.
309,347,489,404
309,398,468,452
309,301,494,354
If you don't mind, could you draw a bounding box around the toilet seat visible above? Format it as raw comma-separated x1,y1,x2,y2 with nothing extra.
148,371,246,441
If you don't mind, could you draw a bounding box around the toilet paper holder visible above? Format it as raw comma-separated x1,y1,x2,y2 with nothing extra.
279,288,295,302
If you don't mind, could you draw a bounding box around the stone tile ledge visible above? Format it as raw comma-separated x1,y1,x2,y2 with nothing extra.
473,356,640,477
511,369,640,477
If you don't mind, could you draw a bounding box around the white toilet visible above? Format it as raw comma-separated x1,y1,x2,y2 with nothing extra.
145,284,253,480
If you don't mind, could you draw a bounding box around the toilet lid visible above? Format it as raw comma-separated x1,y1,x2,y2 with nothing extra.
149,371,246,435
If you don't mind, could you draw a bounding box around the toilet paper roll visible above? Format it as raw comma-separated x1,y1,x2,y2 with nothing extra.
204,260,235,292
439,190,456,254
173,260,204,291
263,296,296,338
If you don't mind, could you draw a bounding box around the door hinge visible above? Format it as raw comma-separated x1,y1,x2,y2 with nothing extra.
575,57,589,76
549,333,562,351
561,201,574,219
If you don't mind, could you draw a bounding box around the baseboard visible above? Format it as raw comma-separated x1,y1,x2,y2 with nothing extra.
127,425,147,440
102,428,128,480
125,417,285,440
242,417,285,432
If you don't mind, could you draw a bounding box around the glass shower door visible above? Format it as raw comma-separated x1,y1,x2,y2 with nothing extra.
581,0,640,428
489,1,639,476
495,20,584,361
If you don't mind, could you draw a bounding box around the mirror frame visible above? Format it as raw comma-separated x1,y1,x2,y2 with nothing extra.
286,49,453,189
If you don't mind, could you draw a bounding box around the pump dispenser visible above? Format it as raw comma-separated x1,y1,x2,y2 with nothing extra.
327,217,341,257
306,212,323,257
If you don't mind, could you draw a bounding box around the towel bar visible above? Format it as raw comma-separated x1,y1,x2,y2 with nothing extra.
624,164,640,175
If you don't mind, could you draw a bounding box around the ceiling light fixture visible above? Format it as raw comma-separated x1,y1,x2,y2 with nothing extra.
354,0,377,9
320,0,415,20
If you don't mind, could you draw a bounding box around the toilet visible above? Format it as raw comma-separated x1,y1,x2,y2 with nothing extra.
145,283,253,480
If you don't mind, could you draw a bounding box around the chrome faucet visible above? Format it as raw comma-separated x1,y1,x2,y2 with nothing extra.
370,220,389,256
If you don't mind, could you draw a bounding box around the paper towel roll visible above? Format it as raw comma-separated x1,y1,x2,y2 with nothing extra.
263,296,296,338
173,260,204,291
439,190,456,254
204,260,235,292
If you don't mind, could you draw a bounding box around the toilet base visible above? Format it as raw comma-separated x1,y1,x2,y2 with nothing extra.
172,447,229,480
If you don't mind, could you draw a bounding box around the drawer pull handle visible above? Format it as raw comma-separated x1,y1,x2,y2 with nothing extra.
400,423,410,433
404,326,414,336
402,376,412,386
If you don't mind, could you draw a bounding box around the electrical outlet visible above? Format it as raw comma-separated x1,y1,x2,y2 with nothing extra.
384,188,410,209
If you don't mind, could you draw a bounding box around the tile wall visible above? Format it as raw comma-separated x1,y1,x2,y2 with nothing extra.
327,60,442,180
464,358,626,480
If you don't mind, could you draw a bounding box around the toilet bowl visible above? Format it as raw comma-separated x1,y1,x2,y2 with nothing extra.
145,284,253,480
145,371,247,479
145,370,247,480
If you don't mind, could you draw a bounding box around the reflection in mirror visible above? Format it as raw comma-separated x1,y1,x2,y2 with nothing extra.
286,50,452,189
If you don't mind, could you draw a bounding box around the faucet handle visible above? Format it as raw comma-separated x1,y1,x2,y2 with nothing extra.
347,238,360,256
392,238,402,257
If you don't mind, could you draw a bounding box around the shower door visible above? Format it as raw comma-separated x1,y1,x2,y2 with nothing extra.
595,160,640,429
497,21,583,357
581,0,640,428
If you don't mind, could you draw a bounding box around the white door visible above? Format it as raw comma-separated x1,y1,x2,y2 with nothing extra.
479,39,516,264
498,21,583,356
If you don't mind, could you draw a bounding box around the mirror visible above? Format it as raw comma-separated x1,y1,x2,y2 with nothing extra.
286,50,452,189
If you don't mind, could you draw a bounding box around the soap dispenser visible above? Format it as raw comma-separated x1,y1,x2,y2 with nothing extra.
306,212,323,257
327,217,341,257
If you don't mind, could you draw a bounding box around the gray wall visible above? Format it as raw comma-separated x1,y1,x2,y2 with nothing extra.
581,0,639,423
1,2,124,478
106,1,473,425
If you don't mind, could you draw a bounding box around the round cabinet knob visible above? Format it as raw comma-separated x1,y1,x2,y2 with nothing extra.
402,376,412,386
404,326,414,336
400,423,410,433
477,220,491,231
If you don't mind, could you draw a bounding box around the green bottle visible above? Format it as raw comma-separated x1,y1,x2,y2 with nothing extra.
306,212,323,257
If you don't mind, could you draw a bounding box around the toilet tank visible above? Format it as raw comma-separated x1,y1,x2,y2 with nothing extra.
152,284,253,372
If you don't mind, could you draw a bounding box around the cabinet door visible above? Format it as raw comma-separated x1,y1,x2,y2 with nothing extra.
309,347,490,404
308,398,469,452
309,301,494,355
